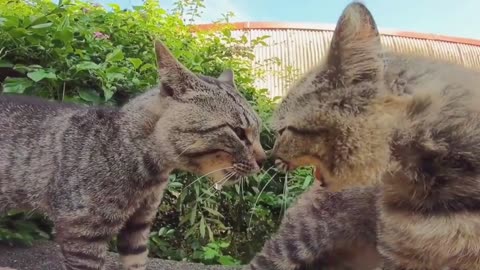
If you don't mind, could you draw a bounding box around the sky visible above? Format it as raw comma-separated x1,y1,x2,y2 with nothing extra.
99,0,480,40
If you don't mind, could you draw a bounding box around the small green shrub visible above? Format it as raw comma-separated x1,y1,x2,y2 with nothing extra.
0,0,312,265
0,211,52,246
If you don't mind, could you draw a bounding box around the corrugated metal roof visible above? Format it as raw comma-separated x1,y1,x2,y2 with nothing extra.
196,22,480,98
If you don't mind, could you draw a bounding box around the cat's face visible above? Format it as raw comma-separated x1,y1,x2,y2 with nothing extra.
271,2,394,191
152,41,266,188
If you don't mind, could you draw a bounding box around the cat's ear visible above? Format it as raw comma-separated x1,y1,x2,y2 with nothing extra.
154,40,194,97
218,69,235,86
326,2,384,87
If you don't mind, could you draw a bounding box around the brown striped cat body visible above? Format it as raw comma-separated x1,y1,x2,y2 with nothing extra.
247,2,480,270
0,41,266,270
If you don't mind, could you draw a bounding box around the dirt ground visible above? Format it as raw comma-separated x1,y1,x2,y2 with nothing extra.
0,241,242,270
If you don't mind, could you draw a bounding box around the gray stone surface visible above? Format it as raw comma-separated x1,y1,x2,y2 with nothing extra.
0,241,242,270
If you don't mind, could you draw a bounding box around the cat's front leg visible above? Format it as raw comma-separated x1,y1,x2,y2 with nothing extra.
117,182,167,270
55,216,119,270
246,184,380,270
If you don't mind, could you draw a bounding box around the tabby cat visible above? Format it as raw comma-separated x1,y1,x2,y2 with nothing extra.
0,40,266,270
247,2,480,270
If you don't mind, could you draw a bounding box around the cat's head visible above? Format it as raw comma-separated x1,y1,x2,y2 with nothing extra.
141,41,266,188
271,2,401,191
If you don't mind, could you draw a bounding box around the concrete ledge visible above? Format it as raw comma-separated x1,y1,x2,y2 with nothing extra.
0,241,242,270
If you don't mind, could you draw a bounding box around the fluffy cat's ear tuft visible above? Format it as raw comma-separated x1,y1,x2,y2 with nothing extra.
218,69,235,86
326,2,384,87
154,40,194,97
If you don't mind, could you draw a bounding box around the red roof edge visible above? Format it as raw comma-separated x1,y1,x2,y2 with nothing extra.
192,21,480,47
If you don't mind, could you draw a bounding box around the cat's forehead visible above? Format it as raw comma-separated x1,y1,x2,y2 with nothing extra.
193,75,260,129
273,89,322,125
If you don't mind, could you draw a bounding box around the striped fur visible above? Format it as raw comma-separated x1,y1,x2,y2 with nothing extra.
247,2,480,270
0,41,265,270
248,183,380,270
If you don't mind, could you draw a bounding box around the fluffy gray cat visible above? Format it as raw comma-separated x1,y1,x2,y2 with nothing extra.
247,2,480,270
0,41,266,270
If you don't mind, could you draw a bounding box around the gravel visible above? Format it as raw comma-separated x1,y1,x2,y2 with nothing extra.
0,241,242,270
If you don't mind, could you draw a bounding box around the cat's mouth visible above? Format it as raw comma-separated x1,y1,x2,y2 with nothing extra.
213,169,240,190
213,162,258,190
274,157,327,188
184,149,258,190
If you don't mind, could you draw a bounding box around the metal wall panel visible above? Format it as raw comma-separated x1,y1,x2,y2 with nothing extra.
232,28,480,98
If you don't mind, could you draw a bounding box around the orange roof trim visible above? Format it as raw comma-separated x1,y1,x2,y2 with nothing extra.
193,21,480,47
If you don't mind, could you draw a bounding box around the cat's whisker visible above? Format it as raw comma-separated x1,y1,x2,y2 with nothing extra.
183,166,233,191
259,166,275,177
174,144,196,159
248,172,279,229
199,172,236,200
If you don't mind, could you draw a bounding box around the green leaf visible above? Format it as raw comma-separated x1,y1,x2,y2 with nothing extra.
2,77,33,93
168,182,183,188
106,49,124,63
218,255,239,265
75,61,101,71
55,29,74,43
200,188,215,197
102,87,114,101
13,64,31,74
27,69,57,82
78,89,101,104
203,206,224,218
139,63,156,72
194,183,200,197
105,66,127,81
218,241,230,248
128,58,143,69
203,248,216,260
199,216,206,238
8,27,30,38
106,72,124,81
31,22,53,29
189,204,197,225
207,225,214,242
0,60,13,68
205,218,227,229
108,3,122,11
1,16,19,28
302,175,313,189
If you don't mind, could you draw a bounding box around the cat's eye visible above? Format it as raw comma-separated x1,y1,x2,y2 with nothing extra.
233,127,247,141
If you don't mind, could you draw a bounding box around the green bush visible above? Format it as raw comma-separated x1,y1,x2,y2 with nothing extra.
0,0,313,265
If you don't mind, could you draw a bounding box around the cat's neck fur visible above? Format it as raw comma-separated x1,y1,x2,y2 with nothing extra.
119,87,176,178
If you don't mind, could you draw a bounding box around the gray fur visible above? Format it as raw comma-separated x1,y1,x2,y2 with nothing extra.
247,2,480,270
0,41,266,270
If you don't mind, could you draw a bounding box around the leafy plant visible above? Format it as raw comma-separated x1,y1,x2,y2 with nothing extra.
0,211,51,246
0,0,312,265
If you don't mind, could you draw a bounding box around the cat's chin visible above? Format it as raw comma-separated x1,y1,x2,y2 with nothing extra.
204,168,240,191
